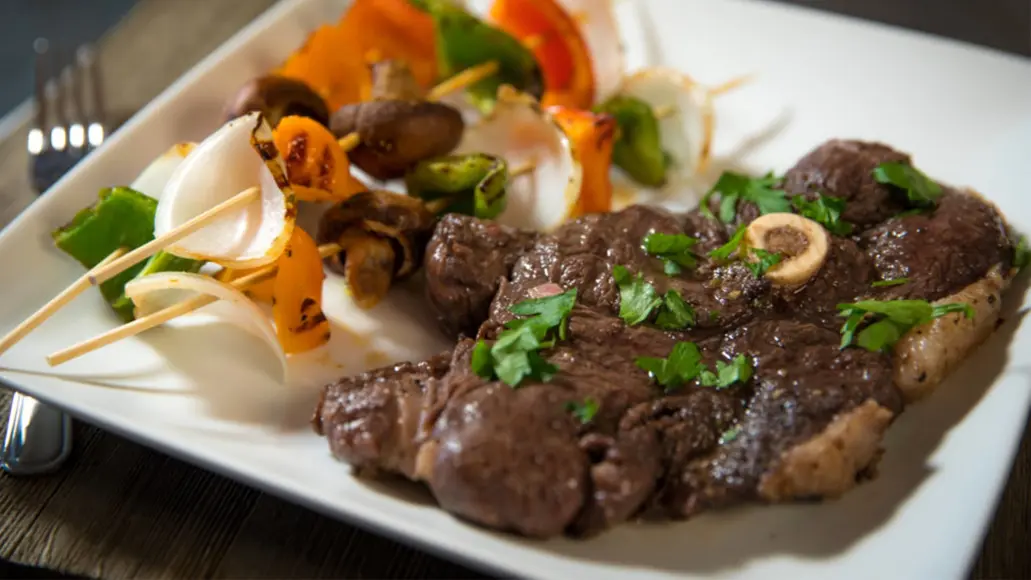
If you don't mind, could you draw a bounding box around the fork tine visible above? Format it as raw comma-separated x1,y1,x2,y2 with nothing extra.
69,49,88,152
31,38,50,148
77,45,106,148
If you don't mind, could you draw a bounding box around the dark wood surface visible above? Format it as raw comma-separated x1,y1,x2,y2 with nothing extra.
0,1,1028,578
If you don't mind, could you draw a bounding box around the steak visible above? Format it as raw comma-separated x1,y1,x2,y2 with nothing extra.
314,139,1018,538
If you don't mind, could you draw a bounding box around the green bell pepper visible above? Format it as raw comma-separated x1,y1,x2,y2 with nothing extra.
405,153,508,219
594,95,669,188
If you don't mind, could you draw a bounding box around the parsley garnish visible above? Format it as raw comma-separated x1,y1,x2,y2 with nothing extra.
745,248,782,278
872,162,942,208
699,354,753,389
871,277,910,288
719,426,741,444
791,194,853,236
655,290,697,330
614,265,662,325
643,232,699,275
837,299,974,352
1014,236,1029,271
565,397,599,424
700,171,791,223
708,224,747,262
471,289,577,386
635,342,706,392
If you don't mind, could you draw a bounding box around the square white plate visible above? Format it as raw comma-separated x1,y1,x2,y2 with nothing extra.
2,1,1031,578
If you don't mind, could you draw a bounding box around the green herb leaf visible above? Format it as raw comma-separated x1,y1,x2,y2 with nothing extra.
744,248,782,278
700,171,790,223
699,354,753,389
1014,235,1030,271
614,265,662,325
708,225,748,262
871,277,910,288
837,298,974,351
473,289,576,387
642,232,700,275
718,426,741,444
872,162,943,208
655,290,697,330
635,341,706,392
565,397,600,424
791,194,853,236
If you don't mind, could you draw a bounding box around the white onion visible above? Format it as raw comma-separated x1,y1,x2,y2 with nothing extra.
558,0,624,102
154,112,296,269
130,143,195,200
456,86,582,231
124,272,288,385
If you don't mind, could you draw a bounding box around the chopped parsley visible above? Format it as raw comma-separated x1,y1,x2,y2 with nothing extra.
699,354,753,389
791,194,853,236
872,162,942,208
655,290,697,330
700,171,791,223
565,397,600,424
643,232,700,275
471,289,577,387
745,248,782,278
708,224,747,262
718,426,741,444
614,265,662,325
635,342,706,392
871,277,910,288
837,299,974,352
1014,235,1029,271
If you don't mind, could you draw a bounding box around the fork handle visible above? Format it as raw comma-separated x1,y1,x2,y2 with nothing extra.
1,392,72,475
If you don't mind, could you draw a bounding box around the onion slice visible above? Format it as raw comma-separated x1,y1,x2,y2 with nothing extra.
615,67,714,183
123,272,288,385
130,143,195,199
558,0,623,102
154,112,297,269
456,86,582,231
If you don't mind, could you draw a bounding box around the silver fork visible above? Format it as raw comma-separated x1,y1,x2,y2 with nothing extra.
1,40,108,476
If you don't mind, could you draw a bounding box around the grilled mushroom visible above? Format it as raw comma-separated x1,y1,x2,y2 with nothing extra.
225,75,330,128
317,190,436,309
330,60,465,180
744,213,830,286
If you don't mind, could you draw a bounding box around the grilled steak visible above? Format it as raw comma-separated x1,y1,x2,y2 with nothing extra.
314,139,1018,538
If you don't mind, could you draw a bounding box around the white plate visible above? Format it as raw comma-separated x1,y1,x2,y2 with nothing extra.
2,1,1031,578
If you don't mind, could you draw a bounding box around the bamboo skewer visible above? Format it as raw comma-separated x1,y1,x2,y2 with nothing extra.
0,247,128,357
46,243,343,367
0,186,261,358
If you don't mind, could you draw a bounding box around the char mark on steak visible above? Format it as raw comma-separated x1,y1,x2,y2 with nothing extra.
316,138,1018,539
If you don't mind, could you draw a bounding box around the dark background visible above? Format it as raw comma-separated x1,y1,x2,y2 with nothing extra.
0,0,1027,578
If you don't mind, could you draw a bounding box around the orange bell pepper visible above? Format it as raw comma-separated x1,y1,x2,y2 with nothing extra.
549,106,617,215
216,267,275,304
273,116,364,203
278,0,437,111
490,0,594,109
273,228,331,354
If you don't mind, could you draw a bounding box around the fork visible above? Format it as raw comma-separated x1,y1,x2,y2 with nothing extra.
1,40,108,476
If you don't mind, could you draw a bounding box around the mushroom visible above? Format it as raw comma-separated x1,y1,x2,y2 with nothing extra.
330,60,465,180
225,75,331,128
744,213,830,286
316,190,436,309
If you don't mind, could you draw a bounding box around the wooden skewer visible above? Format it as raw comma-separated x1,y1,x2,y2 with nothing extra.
0,186,260,358
337,61,501,152
0,247,128,357
46,242,343,367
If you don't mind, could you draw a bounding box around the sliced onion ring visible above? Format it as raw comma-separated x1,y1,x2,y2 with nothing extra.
131,143,195,200
154,112,297,269
456,86,582,231
124,272,288,385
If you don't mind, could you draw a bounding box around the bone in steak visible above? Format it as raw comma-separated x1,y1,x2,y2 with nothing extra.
314,139,1018,538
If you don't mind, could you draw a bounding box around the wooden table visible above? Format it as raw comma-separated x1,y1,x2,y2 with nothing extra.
1,1,1029,578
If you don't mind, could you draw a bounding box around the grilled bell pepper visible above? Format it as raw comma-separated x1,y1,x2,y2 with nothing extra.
415,0,543,112
273,115,364,202
405,153,509,218
489,0,593,109
549,106,617,215
52,187,203,322
272,227,331,354
593,95,668,188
